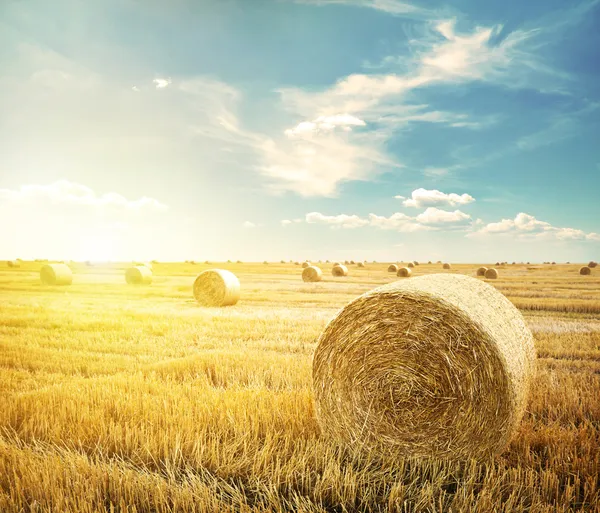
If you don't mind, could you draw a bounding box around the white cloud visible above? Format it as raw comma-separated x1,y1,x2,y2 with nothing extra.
471,212,600,241
132,86,140,92
416,207,471,225
304,207,472,232
242,221,256,228
153,77,171,89
401,188,475,208
294,0,430,17
0,180,168,212
284,114,366,138
281,219,293,226
305,211,369,229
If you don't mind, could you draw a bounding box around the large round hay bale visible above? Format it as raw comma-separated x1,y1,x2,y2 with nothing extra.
396,267,412,278
442,263,451,270
407,262,415,268
125,266,152,285
40,264,72,286
193,269,240,306
302,261,311,269
7,260,20,268
485,268,498,279
332,264,348,277
588,261,597,268
580,266,591,276
357,262,365,268
476,267,488,277
387,264,399,273
312,274,536,460
302,265,323,282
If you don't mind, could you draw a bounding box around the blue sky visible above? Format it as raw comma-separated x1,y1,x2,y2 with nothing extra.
1,0,599,262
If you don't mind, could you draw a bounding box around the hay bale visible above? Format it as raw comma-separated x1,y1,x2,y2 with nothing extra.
476,267,488,277
125,266,152,285
302,261,311,269
312,273,536,460
350,260,356,265
332,264,349,277
442,263,451,270
387,264,399,273
413,261,419,266
588,261,597,268
40,264,72,286
357,262,365,268
396,267,412,278
294,261,300,265
333,262,341,267
7,260,20,268
485,268,498,279
193,269,240,306
580,266,591,276
407,262,415,268
303,265,323,282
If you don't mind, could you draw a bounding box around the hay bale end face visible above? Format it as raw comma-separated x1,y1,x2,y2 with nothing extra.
332,264,349,277
303,265,323,282
443,263,451,270
302,261,311,269
485,268,498,279
388,264,399,273
407,262,415,268
125,266,152,285
40,264,73,286
312,273,536,460
580,266,591,276
193,269,240,307
396,267,412,278
476,267,488,277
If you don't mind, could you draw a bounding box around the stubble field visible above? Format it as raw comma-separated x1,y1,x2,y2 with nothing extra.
0,261,599,512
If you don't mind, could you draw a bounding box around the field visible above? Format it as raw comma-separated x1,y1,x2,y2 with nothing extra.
1,261,599,512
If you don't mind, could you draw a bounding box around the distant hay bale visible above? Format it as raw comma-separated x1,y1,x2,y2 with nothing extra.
40,263,72,286
280,260,286,264
294,261,300,266
388,264,399,273
125,266,152,285
476,267,488,277
333,262,341,267
396,267,412,277
551,261,556,265
442,263,451,270
7,260,20,268
193,269,240,307
413,261,419,266
588,261,597,268
428,261,432,264
357,262,365,268
580,266,591,276
312,273,536,460
344,260,350,265
302,265,323,282
263,261,269,265
302,261,311,269
332,264,348,277
407,262,415,268
485,268,498,279
350,260,356,265
495,262,500,266
236,260,242,264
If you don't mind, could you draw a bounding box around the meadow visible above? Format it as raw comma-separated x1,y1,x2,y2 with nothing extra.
0,261,599,512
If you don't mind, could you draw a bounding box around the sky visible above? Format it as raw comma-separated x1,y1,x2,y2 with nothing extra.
1,0,599,263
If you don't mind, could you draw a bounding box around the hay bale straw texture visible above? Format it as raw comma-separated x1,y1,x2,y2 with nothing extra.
396,267,412,278
477,267,488,277
407,262,415,268
40,264,73,286
312,274,536,460
387,264,399,273
357,262,365,268
580,266,591,276
125,266,152,285
443,263,451,270
7,260,20,268
332,264,349,277
303,265,323,282
193,269,240,307
302,261,311,269
485,268,498,279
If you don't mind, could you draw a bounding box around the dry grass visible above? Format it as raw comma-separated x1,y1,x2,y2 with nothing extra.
0,261,599,512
